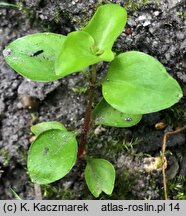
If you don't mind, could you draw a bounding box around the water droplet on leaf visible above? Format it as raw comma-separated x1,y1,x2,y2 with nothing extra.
125,117,132,121
176,93,182,98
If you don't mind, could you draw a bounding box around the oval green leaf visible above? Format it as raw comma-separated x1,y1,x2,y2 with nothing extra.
102,51,183,114
3,33,66,81
31,121,67,136
27,129,77,184
83,4,127,52
92,98,142,127
85,158,115,198
55,31,112,76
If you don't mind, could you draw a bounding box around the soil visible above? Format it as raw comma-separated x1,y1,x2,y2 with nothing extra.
0,0,186,200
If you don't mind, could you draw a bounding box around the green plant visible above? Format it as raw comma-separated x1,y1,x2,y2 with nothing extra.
10,188,22,200
0,2,18,8
3,3,183,198
177,11,186,20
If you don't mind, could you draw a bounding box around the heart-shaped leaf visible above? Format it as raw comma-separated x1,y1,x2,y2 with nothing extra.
85,158,115,198
102,51,183,114
27,129,77,184
31,121,67,136
92,98,142,127
55,31,113,76
83,3,127,52
3,33,66,81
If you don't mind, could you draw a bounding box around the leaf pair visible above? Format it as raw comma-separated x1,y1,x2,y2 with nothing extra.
3,3,182,125
29,121,115,198
93,52,183,127
55,4,127,76
3,4,127,81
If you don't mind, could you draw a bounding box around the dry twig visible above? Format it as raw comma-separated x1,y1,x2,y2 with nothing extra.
162,125,186,200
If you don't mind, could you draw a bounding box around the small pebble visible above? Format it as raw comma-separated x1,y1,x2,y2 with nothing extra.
20,95,39,110
154,11,160,16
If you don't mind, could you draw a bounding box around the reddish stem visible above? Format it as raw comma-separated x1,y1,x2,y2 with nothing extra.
78,65,97,160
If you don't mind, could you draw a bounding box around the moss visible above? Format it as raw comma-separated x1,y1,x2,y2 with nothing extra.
71,86,87,94
167,176,186,199
0,148,9,166
124,0,160,11
177,11,186,20
41,185,76,199
87,126,140,160
112,169,137,199
53,7,62,24
163,104,186,126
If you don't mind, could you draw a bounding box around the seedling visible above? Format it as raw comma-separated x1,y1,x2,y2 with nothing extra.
3,3,183,198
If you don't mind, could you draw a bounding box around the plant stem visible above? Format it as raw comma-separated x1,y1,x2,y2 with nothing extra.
78,64,97,160
162,125,186,199
162,132,168,200
34,183,42,200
